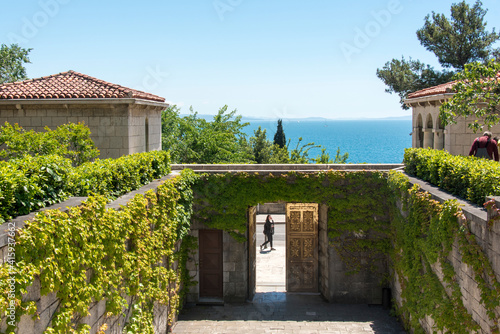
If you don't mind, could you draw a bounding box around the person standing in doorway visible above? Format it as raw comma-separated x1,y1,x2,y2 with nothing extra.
260,215,275,251
469,131,499,161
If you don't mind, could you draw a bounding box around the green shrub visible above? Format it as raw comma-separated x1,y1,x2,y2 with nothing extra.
0,151,171,222
404,148,500,205
70,150,171,198
0,122,99,166
0,155,72,222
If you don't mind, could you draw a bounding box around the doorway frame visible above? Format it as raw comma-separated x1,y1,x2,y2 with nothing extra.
248,202,329,299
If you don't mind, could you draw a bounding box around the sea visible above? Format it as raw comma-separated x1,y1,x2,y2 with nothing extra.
241,119,412,164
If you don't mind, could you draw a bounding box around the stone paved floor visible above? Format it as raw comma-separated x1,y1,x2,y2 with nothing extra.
173,292,407,333
173,215,407,333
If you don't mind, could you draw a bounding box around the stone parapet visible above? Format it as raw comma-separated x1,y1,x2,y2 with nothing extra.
171,163,404,173
392,174,500,333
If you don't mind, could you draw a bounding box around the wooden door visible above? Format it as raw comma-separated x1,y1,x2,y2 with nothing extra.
199,229,223,299
286,203,319,293
248,206,257,300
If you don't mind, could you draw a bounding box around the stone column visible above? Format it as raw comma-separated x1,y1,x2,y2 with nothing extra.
412,127,419,148
433,129,444,150
423,129,434,149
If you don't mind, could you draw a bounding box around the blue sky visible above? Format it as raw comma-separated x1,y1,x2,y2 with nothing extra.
2,0,500,119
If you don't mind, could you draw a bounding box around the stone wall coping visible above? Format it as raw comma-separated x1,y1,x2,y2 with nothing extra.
106,172,180,210
171,163,405,173
0,197,87,249
405,173,487,223
0,172,183,249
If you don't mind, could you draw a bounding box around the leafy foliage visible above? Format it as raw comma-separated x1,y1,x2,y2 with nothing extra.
377,0,498,109
273,119,286,148
161,105,253,163
0,150,171,223
404,147,500,205
388,171,500,333
162,106,349,164
376,57,454,109
416,0,499,70
0,155,72,222
0,170,198,333
70,150,171,199
440,59,500,132
192,171,392,274
0,44,31,84
0,122,99,166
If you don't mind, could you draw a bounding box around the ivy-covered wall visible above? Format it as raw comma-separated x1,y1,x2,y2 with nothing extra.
0,170,197,334
388,171,500,334
190,171,394,303
2,163,499,334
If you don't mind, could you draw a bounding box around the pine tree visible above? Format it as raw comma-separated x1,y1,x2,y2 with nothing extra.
273,119,286,148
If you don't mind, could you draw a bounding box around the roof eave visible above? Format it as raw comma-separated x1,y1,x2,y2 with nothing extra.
0,98,169,108
404,93,455,108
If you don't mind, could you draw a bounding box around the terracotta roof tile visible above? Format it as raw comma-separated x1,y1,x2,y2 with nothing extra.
406,81,456,99
0,70,165,102
407,71,500,100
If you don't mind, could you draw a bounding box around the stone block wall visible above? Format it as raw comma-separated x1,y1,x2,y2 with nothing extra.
328,247,386,304
223,232,248,302
0,101,164,159
185,223,248,304
392,175,500,333
411,102,500,157
127,105,162,155
0,175,180,334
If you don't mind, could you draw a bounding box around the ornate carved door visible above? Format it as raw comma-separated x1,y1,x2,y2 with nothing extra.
248,206,257,300
286,203,319,293
199,229,223,299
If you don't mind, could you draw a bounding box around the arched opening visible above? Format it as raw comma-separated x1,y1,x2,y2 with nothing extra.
416,114,424,148
434,115,445,150
423,114,434,148
145,117,149,152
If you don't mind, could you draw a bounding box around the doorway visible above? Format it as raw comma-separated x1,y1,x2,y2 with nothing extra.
255,209,286,293
250,202,320,296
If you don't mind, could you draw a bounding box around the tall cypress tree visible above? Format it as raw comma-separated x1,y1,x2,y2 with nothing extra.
273,119,286,148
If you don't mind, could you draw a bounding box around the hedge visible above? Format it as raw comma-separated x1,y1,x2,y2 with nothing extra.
404,148,500,205
70,150,171,198
0,150,171,223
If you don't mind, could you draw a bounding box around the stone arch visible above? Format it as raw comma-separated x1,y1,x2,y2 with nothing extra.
426,113,433,129
145,117,149,152
433,114,445,150
423,114,434,148
415,114,424,148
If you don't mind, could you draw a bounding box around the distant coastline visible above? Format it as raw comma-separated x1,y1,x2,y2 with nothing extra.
180,113,412,122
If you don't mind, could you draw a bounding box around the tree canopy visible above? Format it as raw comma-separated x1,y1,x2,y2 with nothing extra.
273,119,286,148
161,106,348,164
439,59,500,133
376,57,454,109
0,44,31,84
377,0,499,109
416,0,499,70
161,105,252,164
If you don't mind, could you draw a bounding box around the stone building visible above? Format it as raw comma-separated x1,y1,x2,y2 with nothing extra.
405,80,500,156
0,70,169,159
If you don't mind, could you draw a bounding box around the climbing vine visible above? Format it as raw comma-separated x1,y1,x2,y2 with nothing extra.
0,169,198,334
192,170,393,275
388,170,500,333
